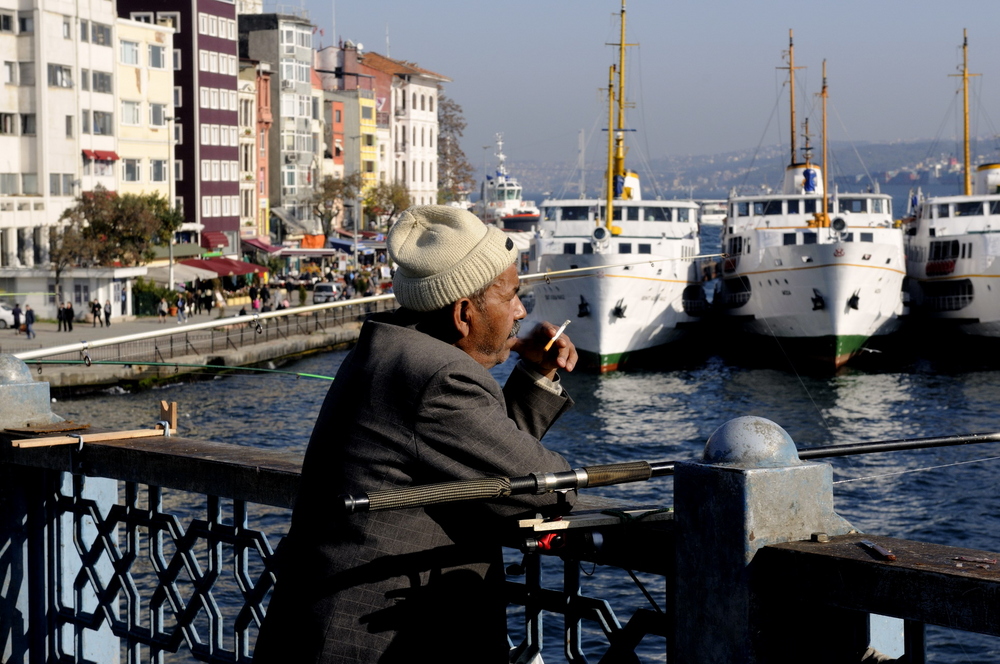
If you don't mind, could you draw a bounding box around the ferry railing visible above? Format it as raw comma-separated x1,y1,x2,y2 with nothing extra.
10,295,397,366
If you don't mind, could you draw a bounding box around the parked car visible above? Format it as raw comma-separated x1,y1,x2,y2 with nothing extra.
0,303,14,329
312,282,340,304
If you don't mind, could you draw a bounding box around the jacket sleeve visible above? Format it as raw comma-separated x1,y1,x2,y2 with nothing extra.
412,360,576,518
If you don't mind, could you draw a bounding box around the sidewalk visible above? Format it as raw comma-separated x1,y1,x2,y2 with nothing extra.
0,309,237,355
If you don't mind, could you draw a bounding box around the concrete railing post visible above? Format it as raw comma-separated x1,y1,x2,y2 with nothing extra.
673,416,856,663
0,354,118,663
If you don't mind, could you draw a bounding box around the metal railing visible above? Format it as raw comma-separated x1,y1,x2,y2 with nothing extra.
12,295,397,365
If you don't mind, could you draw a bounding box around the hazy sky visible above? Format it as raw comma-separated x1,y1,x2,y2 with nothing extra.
294,0,1000,167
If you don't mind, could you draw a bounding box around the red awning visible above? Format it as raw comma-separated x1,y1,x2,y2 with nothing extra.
94,150,119,161
179,257,267,277
241,237,281,253
200,231,228,249
82,149,97,159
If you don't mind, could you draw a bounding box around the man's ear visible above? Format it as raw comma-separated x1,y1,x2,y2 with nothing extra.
451,298,475,339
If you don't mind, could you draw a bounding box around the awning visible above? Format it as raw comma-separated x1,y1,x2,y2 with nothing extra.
200,231,228,250
328,239,367,252
180,257,267,277
274,247,343,257
242,237,281,253
82,149,97,159
145,263,217,285
94,150,119,161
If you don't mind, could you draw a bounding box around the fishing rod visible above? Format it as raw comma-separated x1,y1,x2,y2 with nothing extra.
518,253,726,285
24,358,335,380
340,431,1000,514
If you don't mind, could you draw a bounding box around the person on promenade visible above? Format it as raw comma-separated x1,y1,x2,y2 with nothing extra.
56,302,65,332
11,302,20,334
90,299,102,327
65,302,74,332
176,296,187,324
24,304,35,339
104,300,112,327
253,206,578,664
158,298,168,324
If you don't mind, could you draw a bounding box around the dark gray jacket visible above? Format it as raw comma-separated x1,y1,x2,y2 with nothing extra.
253,311,574,663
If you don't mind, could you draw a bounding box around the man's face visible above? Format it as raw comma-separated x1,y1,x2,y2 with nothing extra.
464,264,526,368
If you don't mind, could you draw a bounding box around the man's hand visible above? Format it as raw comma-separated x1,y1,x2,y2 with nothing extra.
512,321,578,379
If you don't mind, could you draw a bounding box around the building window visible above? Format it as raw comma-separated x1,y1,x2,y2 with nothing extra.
0,173,18,193
174,123,182,144
200,124,209,144
130,12,153,23
209,52,218,73
121,101,141,125
18,62,34,86
174,86,182,107
208,15,217,36
429,96,434,113
21,173,37,194
173,49,181,70
210,124,219,145
62,16,71,38
47,64,73,88
122,159,140,182
20,113,35,135
3,61,15,85
18,12,33,34
174,160,182,181
158,12,181,32
120,40,140,66
79,19,88,41
210,88,219,109
80,68,89,90
212,196,220,216
362,106,373,120
200,87,209,107
92,71,112,93
149,45,166,69
198,13,207,34
151,159,167,182
92,111,112,135
50,173,74,196
0,14,12,33
174,196,183,212
65,115,72,137
91,23,111,46
149,103,166,127
202,196,211,217
81,110,90,134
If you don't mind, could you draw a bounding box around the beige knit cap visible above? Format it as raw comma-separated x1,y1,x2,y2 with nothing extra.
388,205,517,311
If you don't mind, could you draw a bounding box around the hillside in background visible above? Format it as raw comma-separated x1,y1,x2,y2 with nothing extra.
504,138,1000,201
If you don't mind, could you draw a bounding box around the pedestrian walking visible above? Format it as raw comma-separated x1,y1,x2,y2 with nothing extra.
11,302,21,334
56,303,65,332
24,304,35,339
158,298,168,323
104,300,112,327
65,302,74,332
215,290,226,318
193,289,203,315
176,297,187,324
91,299,103,327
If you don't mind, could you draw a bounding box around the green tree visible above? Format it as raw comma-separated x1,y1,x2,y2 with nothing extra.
313,173,363,239
437,90,476,204
363,181,412,231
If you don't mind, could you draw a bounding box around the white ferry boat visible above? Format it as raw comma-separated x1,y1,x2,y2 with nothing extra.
528,1,702,372
473,134,540,232
904,32,1000,337
698,200,727,226
714,35,905,369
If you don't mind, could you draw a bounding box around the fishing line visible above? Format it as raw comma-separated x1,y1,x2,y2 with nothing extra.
24,359,336,380
520,253,725,285
832,454,1000,485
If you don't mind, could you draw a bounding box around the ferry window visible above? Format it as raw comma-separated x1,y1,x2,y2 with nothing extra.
802,233,817,245
872,199,884,213
618,243,632,254
841,233,854,242
991,201,1000,215
582,244,593,254
563,243,576,255
961,244,966,259
860,232,873,242
783,233,796,245
803,200,816,214
542,207,557,221
937,204,950,218
645,207,670,221
968,243,972,259
737,202,750,216
611,207,622,221
626,207,639,221
638,244,651,254
839,199,866,213
728,237,743,254
561,206,589,221
956,202,983,216
754,200,781,215
677,208,690,223
787,200,799,214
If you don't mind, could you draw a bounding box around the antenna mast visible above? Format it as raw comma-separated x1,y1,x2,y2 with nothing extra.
778,30,805,164
950,29,978,196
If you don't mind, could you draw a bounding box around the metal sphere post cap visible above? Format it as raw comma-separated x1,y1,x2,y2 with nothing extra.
703,416,802,468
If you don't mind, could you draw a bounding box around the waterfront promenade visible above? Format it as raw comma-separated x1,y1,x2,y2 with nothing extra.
1,300,391,391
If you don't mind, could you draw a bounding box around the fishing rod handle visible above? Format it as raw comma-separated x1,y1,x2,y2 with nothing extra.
580,460,653,487
342,476,513,514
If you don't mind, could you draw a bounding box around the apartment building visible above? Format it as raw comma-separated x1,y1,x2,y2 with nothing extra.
117,0,240,256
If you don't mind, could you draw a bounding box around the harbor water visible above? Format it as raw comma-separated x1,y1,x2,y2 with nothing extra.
51,342,1000,662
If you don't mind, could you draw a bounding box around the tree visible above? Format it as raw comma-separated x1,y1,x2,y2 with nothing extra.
437,89,476,204
363,181,412,231
58,186,181,267
313,173,363,239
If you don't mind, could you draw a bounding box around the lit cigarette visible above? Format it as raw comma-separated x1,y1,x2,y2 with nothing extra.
544,320,572,351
